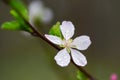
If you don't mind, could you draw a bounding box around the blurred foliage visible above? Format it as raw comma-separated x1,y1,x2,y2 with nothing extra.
1,0,32,32
77,70,87,80
0,0,120,80
9,0,28,20
1,21,21,30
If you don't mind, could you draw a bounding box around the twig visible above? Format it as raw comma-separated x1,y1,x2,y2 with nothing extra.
3,1,97,80
20,13,97,80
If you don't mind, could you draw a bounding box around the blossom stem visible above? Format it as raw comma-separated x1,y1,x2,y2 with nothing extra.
71,59,96,80
29,23,96,80
24,20,61,51
3,1,96,80
21,15,97,80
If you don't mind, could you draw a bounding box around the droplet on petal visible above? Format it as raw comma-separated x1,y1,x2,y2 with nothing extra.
60,21,75,40
70,49,87,66
45,34,62,45
54,48,70,67
71,35,91,50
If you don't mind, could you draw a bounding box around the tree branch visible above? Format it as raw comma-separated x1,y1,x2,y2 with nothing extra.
21,13,97,80
3,1,97,80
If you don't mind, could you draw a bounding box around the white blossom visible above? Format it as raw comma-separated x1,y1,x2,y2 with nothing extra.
45,21,91,67
29,0,53,25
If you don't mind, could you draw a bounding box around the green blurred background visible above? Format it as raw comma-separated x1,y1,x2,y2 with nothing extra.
0,0,120,80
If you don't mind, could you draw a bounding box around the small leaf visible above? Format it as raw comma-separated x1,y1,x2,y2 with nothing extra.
49,21,62,38
10,10,23,23
1,21,22,30
10,10,33,32
77,70,88,80
10,9,26,27
3,0,32,32
9,0,28,20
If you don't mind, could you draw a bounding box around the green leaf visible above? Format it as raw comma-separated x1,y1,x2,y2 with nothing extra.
9,0,28,20
77,70,88,80
1,21,22,30
49,21,62,38
10,10,23,23
2,0,32,32
10,9,26,27
10,10,33,32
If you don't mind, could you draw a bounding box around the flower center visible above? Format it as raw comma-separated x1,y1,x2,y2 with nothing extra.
62,39,73,48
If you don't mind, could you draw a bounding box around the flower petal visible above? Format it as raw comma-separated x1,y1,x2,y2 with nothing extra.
54,48,70,67
71,35,91,50
29,1,53,24
29,1,44,24
41,8,53,23
71,49,87,66
60,21,75,40
45,34,62,45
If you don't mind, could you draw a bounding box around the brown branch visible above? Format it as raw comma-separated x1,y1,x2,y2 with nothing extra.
26,21,61,51
71,60,96,80
3,1,97,80
31,24,96,80
22,15,97,80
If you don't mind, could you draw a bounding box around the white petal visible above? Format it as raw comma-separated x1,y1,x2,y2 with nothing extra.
71,49,87,66
41,8,53,23
71,35,91,50
29,1,53,24
60,21,75,40
54,48,70,67
29,1,44,22
45,34,62,45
